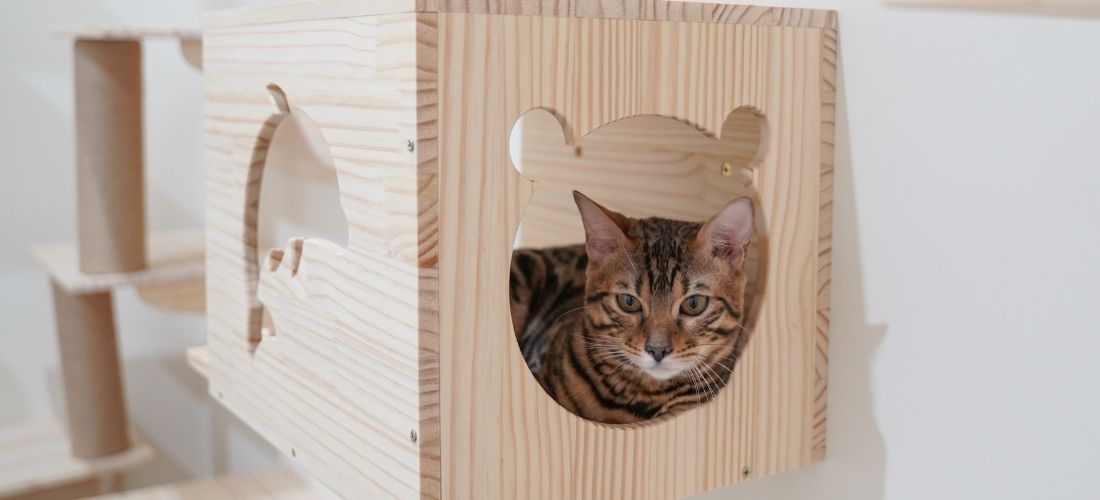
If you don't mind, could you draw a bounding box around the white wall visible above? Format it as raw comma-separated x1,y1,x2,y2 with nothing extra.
0,0,284,489
2,0,1098,498
696,2,1100,500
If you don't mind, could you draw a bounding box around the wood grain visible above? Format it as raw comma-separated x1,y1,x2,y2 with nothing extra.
74,40,146,273
436,13,831,498
203,3,834,498
30,229,205,294
51,284,130,458
203,12,434,498
205,0,836,29
90,469,319,499
0,419,153,499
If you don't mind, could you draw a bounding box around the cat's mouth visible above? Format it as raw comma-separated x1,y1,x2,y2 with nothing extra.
632,353,690,380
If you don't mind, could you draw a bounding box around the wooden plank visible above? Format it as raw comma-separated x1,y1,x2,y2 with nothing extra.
0,419,154,499
887,0,1100,17
91,469,318,499
186,345,210,379
205,0,836,29
436,13,830,498
203,13,430,499
52,25,201,41
31,229,204,295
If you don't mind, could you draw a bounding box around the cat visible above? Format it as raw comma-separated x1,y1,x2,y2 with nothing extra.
510,191,755,424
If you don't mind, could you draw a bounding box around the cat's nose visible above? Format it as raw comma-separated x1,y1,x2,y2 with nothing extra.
645,340,673,362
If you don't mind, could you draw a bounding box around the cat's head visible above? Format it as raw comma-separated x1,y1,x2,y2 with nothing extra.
574,191,754,382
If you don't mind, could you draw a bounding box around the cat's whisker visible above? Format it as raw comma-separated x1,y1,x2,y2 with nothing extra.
544,306,588,331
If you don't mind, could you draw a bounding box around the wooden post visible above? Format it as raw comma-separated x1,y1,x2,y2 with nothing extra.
74,40,146,273
51,282,130,457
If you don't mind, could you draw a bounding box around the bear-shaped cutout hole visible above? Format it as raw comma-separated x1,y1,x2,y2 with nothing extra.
509,109,768,426
253,85,349,339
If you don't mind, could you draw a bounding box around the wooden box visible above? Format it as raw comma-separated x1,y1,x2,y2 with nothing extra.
203,1,836,498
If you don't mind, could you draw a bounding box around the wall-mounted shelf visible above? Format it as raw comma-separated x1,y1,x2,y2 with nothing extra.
89,468,319,499
31,228,204,295
888,0,1100,17
52,25,202,70
186,345,210,379
0,419,155,499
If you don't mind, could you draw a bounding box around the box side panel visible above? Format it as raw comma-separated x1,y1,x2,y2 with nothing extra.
203,13,425,498
415,12,442,500
437,14,828,499
813,25,837,462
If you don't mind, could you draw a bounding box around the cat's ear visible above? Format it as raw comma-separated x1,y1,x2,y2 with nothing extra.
573,191,631,264
697,197,755,269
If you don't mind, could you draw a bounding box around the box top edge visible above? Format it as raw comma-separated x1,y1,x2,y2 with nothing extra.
205,0,836,30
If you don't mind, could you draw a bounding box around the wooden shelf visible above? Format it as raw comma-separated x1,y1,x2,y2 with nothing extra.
186,345,210,380
888,0,1100,17
0,419,155,499
31,229,204,295
52,25,200,41
90,469,320,499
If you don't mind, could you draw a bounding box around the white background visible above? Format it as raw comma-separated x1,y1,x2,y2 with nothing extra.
2,1,1098,498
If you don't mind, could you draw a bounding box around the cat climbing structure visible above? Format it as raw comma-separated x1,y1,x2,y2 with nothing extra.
201,1,836,498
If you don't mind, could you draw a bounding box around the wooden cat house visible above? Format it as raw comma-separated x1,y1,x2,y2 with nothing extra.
202,1,836,498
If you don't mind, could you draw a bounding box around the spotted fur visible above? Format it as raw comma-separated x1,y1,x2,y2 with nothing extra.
510,192,754,424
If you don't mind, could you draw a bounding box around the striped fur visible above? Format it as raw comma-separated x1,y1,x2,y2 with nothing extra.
510,194,753,424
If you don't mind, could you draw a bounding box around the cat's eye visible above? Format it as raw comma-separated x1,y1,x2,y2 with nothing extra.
616,293,642,313
680,295,709,315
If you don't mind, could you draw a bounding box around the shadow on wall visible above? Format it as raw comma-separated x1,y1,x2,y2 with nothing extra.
692,57,889,500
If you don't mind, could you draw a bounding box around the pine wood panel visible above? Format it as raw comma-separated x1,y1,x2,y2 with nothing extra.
53,25,201,40
437,13,830,499
204,3,833,498
0,419,153,499
30,229,204,295
91,469,318,499
203,13,435,499
205,0,835,29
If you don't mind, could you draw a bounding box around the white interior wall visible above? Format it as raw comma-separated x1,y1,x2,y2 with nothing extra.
2,1,1098,498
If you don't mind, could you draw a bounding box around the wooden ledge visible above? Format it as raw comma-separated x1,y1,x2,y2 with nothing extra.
206,0,837,30
51,25,201,41
0,419,155,499
185,345,210,380
31,229,205,295
90,468,321,499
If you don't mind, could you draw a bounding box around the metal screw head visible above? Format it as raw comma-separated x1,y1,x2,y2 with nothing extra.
721,162,733,177
741,466,751,479
407,140,415,152
410,430,418,443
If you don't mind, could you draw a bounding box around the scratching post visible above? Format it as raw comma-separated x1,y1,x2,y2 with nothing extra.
51,282,130,457
74,40,145,273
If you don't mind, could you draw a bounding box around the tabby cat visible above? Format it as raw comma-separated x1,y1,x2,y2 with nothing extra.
510,191,755,424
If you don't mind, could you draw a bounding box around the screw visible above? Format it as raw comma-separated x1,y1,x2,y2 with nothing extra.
574,145,583,157
407,140,415,152
410,430,418,443
741,466,751,479
721,162,733,177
